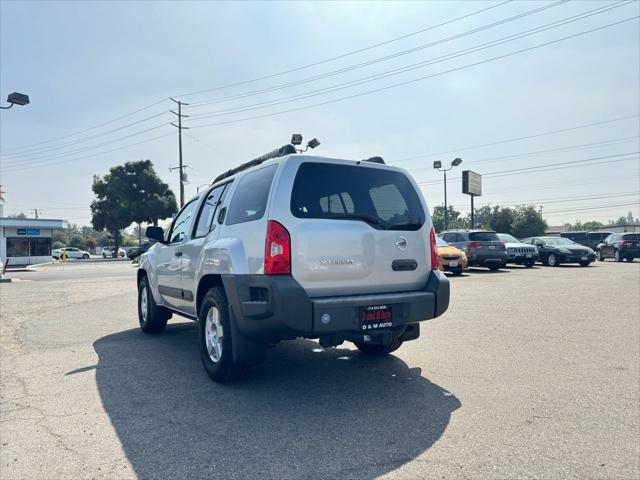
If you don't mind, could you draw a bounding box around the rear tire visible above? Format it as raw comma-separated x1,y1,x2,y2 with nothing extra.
547,253,559,267
198,287,248,382
355,338,403,355
579,261,590,267
138,275,171,334
488,264,500,271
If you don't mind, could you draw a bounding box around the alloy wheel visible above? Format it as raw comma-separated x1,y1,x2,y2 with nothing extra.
205,307,224,363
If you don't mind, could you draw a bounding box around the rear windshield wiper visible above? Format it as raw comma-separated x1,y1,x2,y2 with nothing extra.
326,213,384,228
388,220,423,231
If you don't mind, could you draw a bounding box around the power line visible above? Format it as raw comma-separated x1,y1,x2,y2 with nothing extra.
474,191,640,207
543,201,639,214
408,136,639,173
1,111,170,160
186,0,570,110
0,98,169,155
0,3,511,157
0,132,174,173
0,124,170,169
396,115,639,166
188,0,623,120
173,1,514,100
189,16,639,129
416,152,640,185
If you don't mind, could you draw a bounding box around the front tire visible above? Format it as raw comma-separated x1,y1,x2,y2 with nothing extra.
198,287,248,382
524,261,534,268
579,261,590,267
82,254,89,259
597,250,605,262
547,253,559,267
355,338,403,355
138,276,171,334
488,264,501,271
614,250,623,262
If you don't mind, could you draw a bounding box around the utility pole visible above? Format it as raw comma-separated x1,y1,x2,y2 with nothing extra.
170,98,190,208
31,208,42,219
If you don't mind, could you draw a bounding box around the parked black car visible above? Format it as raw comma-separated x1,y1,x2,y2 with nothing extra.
439,229,507,271
560,230,613,250
521,236,596,267
596,233,640,262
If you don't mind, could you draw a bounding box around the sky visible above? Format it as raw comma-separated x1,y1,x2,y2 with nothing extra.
1,0,639,228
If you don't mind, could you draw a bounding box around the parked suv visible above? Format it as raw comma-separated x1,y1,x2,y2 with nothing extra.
438,229,507,271
496,233,538,268
596,233,640,262
137,146,450,382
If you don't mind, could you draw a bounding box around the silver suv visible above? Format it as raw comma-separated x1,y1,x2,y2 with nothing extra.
137,145,449,382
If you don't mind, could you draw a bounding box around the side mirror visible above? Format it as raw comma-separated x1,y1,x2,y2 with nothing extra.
145,226,166,243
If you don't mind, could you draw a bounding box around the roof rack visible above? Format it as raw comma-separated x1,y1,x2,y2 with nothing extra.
363,156,385,164
212,144,297,184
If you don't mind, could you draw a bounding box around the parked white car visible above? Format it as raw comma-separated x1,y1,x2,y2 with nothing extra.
52,247,90,260
138,144,450,382
101,247,126,258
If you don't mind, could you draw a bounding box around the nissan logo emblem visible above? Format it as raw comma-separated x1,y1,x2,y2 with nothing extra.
395,237,408,250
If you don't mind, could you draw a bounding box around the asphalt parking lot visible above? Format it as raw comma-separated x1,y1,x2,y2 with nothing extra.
1,261,638,479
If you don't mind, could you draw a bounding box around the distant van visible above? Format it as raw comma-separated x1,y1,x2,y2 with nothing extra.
560,231,613,250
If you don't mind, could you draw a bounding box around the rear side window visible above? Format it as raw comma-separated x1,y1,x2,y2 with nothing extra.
291,163,425,230
469,232,500,241
623,234,639,241
226,165,277,226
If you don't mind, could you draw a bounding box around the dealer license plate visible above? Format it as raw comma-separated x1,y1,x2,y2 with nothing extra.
489,245,496,250
581,256,588,261
449,261,459,267
360,305,393,331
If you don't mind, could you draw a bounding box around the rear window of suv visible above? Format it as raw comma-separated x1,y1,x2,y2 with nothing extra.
291,162,425,230
469,231,500,241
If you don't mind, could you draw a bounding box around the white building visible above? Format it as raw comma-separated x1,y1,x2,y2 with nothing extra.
0,217,66,266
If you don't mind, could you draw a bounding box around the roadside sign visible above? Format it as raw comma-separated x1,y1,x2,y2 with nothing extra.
17,228,41,236
462,170,482,196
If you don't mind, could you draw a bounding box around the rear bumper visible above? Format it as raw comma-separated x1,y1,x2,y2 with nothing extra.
221,270,450,342
559,253,596,263
506,252,539,263
467,252,508,266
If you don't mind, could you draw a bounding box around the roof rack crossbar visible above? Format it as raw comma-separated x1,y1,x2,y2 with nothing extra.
212,144,297,184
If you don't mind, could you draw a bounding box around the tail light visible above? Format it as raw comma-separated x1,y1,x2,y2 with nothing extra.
429,228,439,270
467,242,480,250
622,241,633,248
264,220,291,275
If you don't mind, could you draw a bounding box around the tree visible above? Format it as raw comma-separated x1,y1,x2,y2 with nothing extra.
511,205,547,238
126,160,177,226
432,205,466,232
7,212,27,219
488,206,514,234
91,160,177,255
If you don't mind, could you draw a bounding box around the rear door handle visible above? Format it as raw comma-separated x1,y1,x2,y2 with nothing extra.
392,259,417,271
175,251,183,257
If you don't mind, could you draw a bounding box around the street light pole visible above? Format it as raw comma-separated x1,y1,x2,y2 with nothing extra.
433,158,463,231
443,169,448,230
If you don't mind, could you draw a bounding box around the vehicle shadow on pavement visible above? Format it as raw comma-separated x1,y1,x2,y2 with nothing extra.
94,323,461,479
